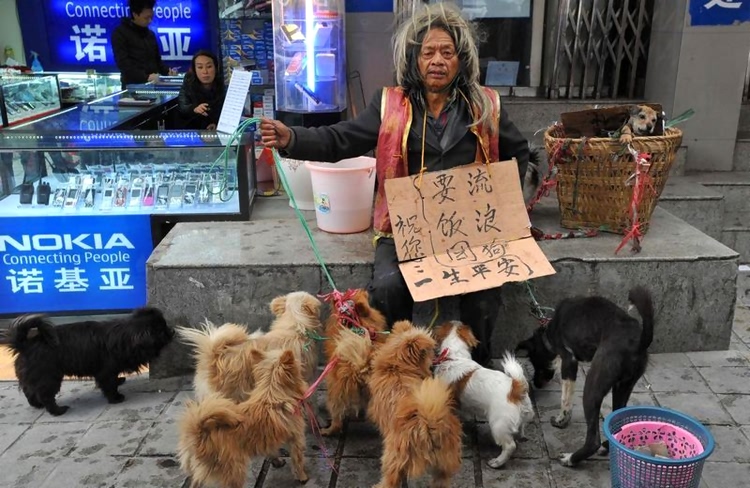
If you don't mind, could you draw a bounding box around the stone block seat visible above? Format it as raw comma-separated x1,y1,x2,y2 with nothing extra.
147,196,739,378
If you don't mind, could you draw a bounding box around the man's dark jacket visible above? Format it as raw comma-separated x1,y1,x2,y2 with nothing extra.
283,88,529,182
111,19,169,89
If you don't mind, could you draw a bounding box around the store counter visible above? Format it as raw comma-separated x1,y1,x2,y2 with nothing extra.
10,92,180,132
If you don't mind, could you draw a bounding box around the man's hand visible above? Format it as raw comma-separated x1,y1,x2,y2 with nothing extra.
206,123,217,130
194,103,210,117
147,73,159,83
260,118,292,149
168,68,179,76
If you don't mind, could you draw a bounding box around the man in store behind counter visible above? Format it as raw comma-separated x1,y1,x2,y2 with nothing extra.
112,0,176,89
260,3,530,367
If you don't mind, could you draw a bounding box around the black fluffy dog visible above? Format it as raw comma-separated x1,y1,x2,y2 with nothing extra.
2,307,174,416
516,286,654,467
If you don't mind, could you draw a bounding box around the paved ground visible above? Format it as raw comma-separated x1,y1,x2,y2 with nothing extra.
0,305,749,488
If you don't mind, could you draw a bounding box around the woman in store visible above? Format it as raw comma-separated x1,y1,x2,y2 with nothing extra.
176,50,226,130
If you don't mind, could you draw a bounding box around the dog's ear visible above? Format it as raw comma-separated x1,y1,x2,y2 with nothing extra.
353,299,371,318
302,297,321,318
431,322,453,344
278,349,298,372
628,105,641,117
456,324,479,349
249,348,266,364
392,320,412,334
270,296,287,316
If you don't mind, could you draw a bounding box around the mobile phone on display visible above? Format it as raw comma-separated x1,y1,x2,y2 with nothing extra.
52,188,66,208
64,188,79,209
100,187,114,210
156,183,169,208
169,181,184,208
183,183,197,205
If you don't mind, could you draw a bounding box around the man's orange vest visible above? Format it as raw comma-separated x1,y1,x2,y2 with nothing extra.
372,86,501,235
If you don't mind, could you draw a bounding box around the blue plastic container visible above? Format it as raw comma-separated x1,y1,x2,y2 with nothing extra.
603,406,715,488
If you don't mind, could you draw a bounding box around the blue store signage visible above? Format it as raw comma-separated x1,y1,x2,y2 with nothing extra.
0,215,152,315
345,0,393,12
690,0,750,26
17,0,212,72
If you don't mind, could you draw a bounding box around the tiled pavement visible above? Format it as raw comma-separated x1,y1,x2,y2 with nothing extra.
1,306,749,487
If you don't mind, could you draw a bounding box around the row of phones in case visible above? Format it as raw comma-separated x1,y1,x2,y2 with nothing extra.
21,175,231,210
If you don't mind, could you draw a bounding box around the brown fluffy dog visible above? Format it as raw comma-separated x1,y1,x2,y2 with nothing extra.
177,348,309,488
619,105,658,144
320,289,387,436
177,291,322,403
367,320,462,488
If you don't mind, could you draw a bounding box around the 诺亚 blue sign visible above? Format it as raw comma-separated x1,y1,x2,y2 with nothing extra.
22,0,211,72
690,0,750,26
0,214,152,315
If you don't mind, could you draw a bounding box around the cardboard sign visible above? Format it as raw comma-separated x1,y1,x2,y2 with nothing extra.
560,103,663,138
384,160,556,302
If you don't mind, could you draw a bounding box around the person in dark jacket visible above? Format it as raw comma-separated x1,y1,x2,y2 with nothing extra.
111,0,174,89
177,50,225,130
260,4,531,367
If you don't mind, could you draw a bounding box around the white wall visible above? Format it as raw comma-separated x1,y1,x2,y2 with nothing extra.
0,0,25,65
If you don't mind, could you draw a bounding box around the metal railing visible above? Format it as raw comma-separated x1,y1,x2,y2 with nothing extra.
546,0,654,99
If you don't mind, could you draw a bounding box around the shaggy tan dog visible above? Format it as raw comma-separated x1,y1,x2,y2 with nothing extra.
176,291,322,403
367,320,463,488
319,289,388,436
177,348,309,488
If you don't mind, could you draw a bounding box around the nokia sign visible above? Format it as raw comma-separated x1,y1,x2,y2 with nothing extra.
0,215,152,315
0,233,135,252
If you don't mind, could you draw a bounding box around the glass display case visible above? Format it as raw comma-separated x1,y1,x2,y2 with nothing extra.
0,129,256,317
272,0,347,123
0,130,256,222
0,74,62,128
52,72,121,105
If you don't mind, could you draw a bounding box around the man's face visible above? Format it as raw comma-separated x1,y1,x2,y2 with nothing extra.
133,8,154,28
418,28,459,93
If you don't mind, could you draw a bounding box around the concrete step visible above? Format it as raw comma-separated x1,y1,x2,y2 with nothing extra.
685,170,750,228
738,103,750,133
734,132,750,171
147,198,738,378
658,177,725,239
722,227,750,263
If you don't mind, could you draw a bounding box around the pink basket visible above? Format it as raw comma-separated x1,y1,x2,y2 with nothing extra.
614,421,704,459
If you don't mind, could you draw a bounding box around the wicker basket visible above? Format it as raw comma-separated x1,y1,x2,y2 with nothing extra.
543,126,683,234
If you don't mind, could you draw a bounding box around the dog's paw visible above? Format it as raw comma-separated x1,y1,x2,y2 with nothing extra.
49,405,70,416
560,453,574,467
487,457,507,469
596,441,610,457
550,410,571,429
107,393,125,404
619,134,633,145
270,457,287,468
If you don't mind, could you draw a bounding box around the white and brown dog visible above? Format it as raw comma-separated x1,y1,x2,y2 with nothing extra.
619,105,659,145
433,321,534,469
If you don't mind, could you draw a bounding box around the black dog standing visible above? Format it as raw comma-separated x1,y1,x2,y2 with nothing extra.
517,286,654,466
3,307,174,416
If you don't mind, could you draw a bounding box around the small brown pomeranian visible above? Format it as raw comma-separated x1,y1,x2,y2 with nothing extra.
177,290,322,403
177,348,309,488
367,320,462,488
320,289,388,436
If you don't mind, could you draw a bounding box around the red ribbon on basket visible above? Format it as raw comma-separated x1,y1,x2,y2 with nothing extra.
615,150,655,254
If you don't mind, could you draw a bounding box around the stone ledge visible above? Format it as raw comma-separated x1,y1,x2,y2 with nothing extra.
147,198,738,378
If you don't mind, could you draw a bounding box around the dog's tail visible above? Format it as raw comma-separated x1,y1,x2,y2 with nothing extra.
3,314,58,352
399,377,462,477
178,397,244,475
500,352,530,406
176,321,252,365
629,286,654,351
333,328,372,381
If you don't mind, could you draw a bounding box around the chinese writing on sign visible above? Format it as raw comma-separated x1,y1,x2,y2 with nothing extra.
70,24,108,62
158,28,192,61
7,267,135,293
704,0,742,9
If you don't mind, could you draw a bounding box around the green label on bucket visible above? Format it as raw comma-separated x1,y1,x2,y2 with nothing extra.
315,193,331,214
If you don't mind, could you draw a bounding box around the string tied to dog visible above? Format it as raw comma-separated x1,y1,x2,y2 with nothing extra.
615,148,655,254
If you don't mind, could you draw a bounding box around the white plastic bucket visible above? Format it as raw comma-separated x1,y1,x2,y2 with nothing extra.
306,156,376,234
279,157,315,211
